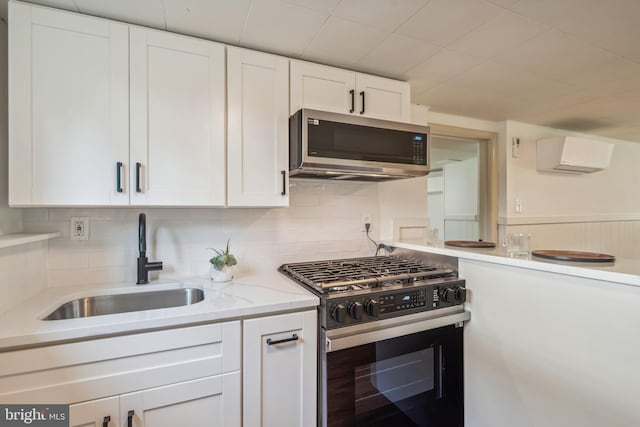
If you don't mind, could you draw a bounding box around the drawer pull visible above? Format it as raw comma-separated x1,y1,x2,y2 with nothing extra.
127,410,134,427
102,416,110,427
267,334,299,346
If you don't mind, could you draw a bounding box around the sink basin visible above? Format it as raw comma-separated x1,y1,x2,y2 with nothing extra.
43,287,204,320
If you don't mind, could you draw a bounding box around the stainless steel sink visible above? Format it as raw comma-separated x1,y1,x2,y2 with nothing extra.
43,287,204,320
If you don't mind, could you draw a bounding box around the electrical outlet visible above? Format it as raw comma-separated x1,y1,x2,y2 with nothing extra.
70,216,89,241
361,213,372,232
515,199,522,213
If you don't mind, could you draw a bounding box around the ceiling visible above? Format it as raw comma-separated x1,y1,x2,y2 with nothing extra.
3,0,640,141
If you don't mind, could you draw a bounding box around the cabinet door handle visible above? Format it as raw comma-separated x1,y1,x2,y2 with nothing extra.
102,416,110,427
349,89,355,113
360,91,365,115
267,333,298,346
127,410,134,427
281,170,287,196
116,162,124,193
135,162,142,193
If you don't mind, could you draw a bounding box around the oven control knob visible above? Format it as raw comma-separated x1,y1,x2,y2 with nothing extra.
348,301,364,320
330,304,347,323
365,299,380,317
440,288,457,304
454,287,467,303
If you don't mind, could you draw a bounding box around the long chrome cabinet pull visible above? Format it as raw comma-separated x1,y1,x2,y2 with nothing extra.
267,333,299,345
116,162,124,193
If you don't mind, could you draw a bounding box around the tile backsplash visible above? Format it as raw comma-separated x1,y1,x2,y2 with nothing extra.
22,180,382,287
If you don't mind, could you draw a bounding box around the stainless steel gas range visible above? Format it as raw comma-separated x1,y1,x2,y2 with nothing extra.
279,252,469,427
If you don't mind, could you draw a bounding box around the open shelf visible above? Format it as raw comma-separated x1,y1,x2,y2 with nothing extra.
0,232,62,249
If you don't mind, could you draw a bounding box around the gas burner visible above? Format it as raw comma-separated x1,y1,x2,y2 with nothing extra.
279,255,456,295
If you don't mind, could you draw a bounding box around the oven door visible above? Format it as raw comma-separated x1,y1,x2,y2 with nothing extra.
321,310,468,427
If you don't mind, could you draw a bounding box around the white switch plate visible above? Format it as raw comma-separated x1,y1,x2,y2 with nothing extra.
515,199,522,213
70,216,89,240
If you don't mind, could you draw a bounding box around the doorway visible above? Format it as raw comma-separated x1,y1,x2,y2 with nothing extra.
427,125,497,243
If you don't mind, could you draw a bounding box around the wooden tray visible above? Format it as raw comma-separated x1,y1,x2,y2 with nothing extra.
444,240,496,248
532,250,615,263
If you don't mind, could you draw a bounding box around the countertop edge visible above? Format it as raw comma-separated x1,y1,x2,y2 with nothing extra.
392,241,640,288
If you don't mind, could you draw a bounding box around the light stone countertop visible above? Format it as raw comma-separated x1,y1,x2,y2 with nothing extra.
393,240,640,287
0,271,318,351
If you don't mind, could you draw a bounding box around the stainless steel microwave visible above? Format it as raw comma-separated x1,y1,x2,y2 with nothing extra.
289,109,430,181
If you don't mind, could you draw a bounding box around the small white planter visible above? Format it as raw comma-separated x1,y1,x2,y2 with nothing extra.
209,265,234,282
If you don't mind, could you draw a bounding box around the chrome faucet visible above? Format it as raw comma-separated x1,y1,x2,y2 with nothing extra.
137,213,163,284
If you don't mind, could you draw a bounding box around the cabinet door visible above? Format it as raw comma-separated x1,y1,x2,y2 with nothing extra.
9,3,129,206
243,311,317,427
120,373,240,427
69,396,120,427
227,47,289,207
356,73,410,122
290,61,356,115
130,28,225,206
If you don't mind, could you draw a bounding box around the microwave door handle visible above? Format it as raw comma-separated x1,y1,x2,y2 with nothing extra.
349,89,355,113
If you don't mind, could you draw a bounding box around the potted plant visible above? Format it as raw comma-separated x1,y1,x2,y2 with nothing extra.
208,240,237,282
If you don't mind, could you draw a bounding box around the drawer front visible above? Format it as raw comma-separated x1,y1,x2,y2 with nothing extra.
0,321,240,403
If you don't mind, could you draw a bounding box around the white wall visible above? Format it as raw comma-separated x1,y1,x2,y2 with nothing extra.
22,180,380,287
504,121,640,222
462,258,640,427
502,121,640,257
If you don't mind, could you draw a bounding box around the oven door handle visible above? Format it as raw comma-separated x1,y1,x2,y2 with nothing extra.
325,310,469,352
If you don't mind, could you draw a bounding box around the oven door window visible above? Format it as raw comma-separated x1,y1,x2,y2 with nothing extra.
326,325,462,427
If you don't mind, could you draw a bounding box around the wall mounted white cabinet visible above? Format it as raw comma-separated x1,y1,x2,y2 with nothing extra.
243,310,317,427
130,28,226,206
290,61,410,122
9,2,129,206
227,47,290,207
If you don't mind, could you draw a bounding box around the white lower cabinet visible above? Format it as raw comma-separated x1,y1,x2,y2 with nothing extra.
243,310,317,427
0,311,319,427
0,322,241,426
69,373,240,427
69,396,120,427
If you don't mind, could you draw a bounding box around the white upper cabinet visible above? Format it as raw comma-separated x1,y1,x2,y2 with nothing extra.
355,73,411,122
130,28,226,206
290,60,410,122
290,61,356,115
9,2,129,206
227,47,289,207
